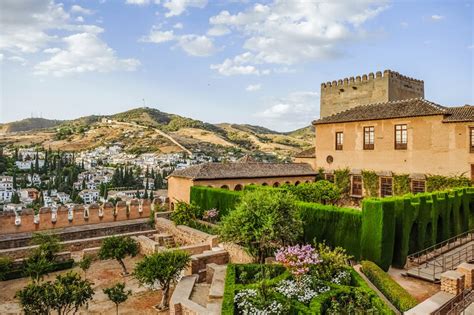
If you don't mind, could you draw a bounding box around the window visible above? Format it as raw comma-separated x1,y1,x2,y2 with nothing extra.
470,128,474,153
325,174,334,183
364,126,375,150
335,132,343,150
412,180,425,194
351,175,363,196
380,177,393,197
395,124,407,150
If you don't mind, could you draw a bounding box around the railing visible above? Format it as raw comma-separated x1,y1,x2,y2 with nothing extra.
432,288,474,315
407,230,474,268
409,244,474,282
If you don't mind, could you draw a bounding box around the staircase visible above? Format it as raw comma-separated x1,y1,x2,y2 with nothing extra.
155,233,176,248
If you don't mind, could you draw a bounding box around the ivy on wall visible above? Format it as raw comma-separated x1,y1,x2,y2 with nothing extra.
426,175,471,192
334,168,351,198
393,174,411,196
362,170,379,197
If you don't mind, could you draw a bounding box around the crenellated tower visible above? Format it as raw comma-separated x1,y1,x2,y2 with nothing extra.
320,70,424,118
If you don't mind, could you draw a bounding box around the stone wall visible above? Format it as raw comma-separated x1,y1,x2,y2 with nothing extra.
220,242,254,264
0,199,152,235
155,217,218,247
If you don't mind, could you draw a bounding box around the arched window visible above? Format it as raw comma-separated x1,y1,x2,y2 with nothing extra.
221,185,229,190
273,182,280,187
305,180,310,183
295,181,300,186
285,181,291,185
262,183,268,186
234,184,243,191
207,185,214,188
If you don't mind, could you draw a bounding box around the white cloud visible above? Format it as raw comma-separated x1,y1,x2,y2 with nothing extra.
125,0,151,5
163,0,207,17
207,25,231,37
431,14,445,21
209,0,388,71
173,22,184,29
141,26,216,56
140,28,176,43
246,84,261,92
178,35,215,56
34,32,140,76
400,21,408,28
0,53,3,62
468,44,474,50
76,16,85,23
70,5,94,15
8,56,28,66
43,47,61,54
255,91,319,130
210,52,270,76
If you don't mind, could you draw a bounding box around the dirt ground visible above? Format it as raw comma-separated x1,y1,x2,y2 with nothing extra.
0,256,170,315
388,267,440,302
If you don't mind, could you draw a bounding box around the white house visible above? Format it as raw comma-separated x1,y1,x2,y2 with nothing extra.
57,192,71,204
15,160,45,171
79,189,99,204
27,173,41,186
0,190,13,203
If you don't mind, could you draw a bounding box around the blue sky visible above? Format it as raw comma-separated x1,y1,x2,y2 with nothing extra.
0,0,472,131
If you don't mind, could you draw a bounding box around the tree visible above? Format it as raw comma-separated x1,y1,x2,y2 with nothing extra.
31,232,62,261
23,252,52,282
24,233,62,282
0,257,12,281
11,192,20,204
79,256,93,279
99,236,139,275
103,282,131,315
133,250,191,310
219,190,303,263
12,170,17,189
15,281,52,315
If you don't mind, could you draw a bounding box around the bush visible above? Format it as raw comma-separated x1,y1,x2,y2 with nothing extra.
283,180,341,204
426,175,471,192
361,260,418,312
170,201,203,225
190,186,241,217
1,259,75,281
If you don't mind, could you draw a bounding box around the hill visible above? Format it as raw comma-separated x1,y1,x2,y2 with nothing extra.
0,118,63,133
0,107,313,157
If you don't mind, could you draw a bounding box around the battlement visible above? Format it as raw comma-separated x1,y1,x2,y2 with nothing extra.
320,70,425,118
0,199,155,235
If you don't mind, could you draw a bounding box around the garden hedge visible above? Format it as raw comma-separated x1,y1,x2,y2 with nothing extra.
361,260,418,312
190,186,241,217
298,202,362,259
0,259,75,281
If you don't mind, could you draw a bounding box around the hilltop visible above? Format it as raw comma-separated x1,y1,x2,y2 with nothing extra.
0,107,314,157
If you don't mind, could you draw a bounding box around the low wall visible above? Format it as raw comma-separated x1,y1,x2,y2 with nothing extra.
155,218,218,247
0,199,152,235
220,242,254,264
0,219,151,250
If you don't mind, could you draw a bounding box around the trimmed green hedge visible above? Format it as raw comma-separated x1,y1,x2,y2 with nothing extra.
1,259,75,281
298,202,362,259
190,186,241,217
361,260,418,312
222,264,394,314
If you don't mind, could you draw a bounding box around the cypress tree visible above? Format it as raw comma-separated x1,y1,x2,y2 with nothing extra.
12,170,17,189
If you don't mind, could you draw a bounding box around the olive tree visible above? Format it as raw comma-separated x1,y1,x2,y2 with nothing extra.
99,236,139,275
103,282,131,315
133,250,190,310
219,189,303,263
79,255,93,279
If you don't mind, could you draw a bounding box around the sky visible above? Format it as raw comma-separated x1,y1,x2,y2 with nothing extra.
0,0,473,132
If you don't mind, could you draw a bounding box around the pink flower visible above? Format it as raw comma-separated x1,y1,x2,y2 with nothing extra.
275,244,322,277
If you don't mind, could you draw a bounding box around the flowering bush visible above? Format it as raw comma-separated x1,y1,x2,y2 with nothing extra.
275,244,322,277
275,275,330,304
331,269,351,286
234,289,285,314
203,208,219,222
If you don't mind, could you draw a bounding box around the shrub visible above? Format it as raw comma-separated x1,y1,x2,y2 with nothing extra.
190,186,241,217
362,170,379,197
361,260,418,312
393,174,410,196
426,174,471,192
0,257,13,281
311,243,353,281
334,168,351,198
283,180,341,204
170,201,203,225
99,236,139,275
219,190,302,263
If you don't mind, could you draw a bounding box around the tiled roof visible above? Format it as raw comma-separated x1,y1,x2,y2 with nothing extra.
312,98,447,125
443,105,474,122
237,154,258,163
170,162,317,180
294,147,315,158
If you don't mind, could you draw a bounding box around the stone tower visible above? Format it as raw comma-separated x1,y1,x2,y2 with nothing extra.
320,70,424,118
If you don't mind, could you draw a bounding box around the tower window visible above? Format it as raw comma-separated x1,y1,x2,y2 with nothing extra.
364,126,375,150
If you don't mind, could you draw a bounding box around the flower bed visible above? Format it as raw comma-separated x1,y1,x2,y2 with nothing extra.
222,263,393,314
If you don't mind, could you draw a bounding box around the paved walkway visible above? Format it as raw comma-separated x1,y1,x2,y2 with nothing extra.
407,241,474,282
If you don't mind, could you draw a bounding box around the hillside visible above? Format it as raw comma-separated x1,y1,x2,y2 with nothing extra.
0,118,63,133
0,107,313,157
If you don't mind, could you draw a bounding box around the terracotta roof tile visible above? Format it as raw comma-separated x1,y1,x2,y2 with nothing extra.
170,162,316,180
312,98,447,125
443,105,474,122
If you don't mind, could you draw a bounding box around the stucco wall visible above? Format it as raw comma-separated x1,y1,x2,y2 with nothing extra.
314,115,474,176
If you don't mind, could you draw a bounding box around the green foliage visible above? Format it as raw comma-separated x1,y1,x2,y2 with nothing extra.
31,232,62,261
362,170,379,197
170,201,203,225
15,271,94,315
311,243,353,281
334,168,351,198
360,199,396,271
393,174,411,196
79,256,93,277
133,250,191,310
190,186,241,217
0,257,13,281
426,174,471,192
298,202,362,259
99,236,139,274
283,180,341,204
219,190,303,263
24,252,53,282
1,259,74,282
361,261,418,312
103,282,131,315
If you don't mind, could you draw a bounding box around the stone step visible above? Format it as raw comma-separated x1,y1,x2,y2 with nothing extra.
209,265,227,300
